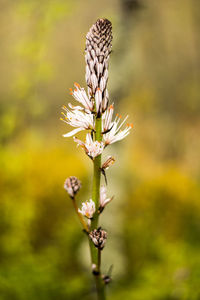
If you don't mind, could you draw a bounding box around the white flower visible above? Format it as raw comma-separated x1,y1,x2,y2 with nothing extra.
61,106,94,137
99,186,113,209
74,133,104,158
102,104,114,132
69,82,94,112
103,111,133,145
78,199,96,219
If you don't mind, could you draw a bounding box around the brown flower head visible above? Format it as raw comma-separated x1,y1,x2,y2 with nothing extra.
89,227,107,250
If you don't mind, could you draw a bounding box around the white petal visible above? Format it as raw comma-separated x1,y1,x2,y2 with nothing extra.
68,103,84,110
63,127,85,137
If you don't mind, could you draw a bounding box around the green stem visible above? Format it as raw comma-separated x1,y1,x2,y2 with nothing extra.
89,116,106,300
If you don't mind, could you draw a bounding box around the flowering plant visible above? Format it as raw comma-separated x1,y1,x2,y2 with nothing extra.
61,19,132,300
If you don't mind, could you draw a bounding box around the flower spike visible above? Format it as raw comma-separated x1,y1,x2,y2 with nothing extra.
60,19,133,299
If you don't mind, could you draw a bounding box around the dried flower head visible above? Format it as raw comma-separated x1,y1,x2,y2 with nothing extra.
102,156,115,170
78,199,96,219
85,18,112,115
89,227,107,250
64,176,81,198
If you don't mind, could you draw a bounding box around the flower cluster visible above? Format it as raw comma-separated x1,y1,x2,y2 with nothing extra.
61,93,133,157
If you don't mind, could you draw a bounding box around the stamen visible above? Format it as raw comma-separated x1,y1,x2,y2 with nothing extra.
74,82,80,88
130,123,133,128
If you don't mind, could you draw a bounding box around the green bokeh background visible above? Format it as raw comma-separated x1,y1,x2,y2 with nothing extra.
0,0,200,299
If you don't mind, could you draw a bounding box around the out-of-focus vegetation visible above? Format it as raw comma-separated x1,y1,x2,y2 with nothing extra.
0,0,200,299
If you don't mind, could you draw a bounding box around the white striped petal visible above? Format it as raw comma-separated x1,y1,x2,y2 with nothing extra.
63,127,85,137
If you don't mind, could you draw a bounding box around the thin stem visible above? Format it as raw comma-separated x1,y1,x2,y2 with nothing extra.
98,249,101,272
72,198,89,232
89,116,106,300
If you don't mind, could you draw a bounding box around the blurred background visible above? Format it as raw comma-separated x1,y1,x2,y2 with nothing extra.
0,0,200,299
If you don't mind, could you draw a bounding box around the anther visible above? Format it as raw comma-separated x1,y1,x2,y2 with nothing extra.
74,82,80,88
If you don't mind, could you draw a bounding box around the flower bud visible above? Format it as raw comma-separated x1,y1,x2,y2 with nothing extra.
102,156,115,170
89,227,107,250
85,19,112,114
64,176,81,198
99,186,113,212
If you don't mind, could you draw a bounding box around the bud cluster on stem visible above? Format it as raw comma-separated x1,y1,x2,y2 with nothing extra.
61,18,133,300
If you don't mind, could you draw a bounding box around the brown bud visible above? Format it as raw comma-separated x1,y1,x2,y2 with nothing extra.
64,176,81,198
89,227,107,250
102,156,115,170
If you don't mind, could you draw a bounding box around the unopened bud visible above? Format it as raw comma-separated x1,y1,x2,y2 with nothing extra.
101,156,115,185
102,156,115,170
89,227,107,250
102,275,112,285
64,176,81,198
85,19,112,114
92,264,99,276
